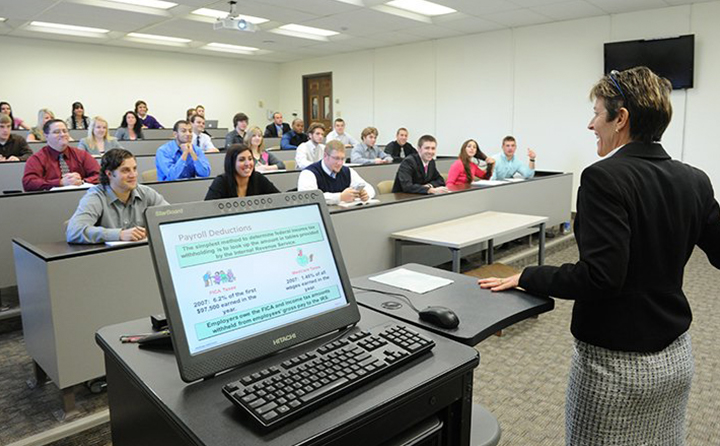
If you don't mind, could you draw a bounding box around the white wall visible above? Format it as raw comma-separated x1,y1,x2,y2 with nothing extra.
278,1,720,204
0,36,280,131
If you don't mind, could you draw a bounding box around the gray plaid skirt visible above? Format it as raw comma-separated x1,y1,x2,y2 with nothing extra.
566,332,693,445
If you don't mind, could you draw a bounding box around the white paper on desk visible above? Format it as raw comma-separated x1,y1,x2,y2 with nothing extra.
504,178,525,182
369,268,453,294
50,182,93,191
105,240,145,247
472,180,505,186
337,198,380,208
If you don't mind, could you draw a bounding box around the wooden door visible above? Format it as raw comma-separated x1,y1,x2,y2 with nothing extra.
303,73,333,132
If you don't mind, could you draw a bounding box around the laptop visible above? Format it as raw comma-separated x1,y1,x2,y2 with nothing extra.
205,119,219,129
144,192,434,428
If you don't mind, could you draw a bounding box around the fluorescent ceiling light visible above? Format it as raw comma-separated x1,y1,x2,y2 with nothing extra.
203,42,260,55
106,0,177,9
0,17,6,22
191,8,268,24
126,32,190,45
279,24,338,37
385,0,456,16
28,21,110,37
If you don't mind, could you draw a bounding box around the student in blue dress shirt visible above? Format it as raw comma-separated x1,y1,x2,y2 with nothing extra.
491,135,536,180
155,120,211,181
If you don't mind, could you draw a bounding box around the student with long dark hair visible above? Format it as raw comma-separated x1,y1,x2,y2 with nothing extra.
446,139,494,186
66,102,89,130
205,144,280,200
115,111,144,141
0,102,29,130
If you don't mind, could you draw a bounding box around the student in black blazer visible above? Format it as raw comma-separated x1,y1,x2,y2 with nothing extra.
392,134,449,194
263,112,291,138
205,144,280,200
480,67,720,444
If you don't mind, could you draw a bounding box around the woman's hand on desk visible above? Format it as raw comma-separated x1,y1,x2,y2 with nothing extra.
478,273,520,292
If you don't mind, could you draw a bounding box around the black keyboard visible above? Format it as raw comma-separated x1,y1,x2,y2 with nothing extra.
222,324,435,428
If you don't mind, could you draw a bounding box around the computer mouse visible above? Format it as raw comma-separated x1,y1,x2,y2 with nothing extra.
418,306,460,329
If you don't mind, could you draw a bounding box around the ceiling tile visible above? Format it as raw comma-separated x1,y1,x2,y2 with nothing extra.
484,8,554,27
586,0,669,14
296,8,426,37
32,2,167,32
205,0,320,23
439,0,523,16
431,15,505,34
0,0,59,21
400,24,466,39
530,0,607,21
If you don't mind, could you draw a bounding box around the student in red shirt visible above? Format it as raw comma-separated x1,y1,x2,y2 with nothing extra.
22,119,100,191
446,139,495,186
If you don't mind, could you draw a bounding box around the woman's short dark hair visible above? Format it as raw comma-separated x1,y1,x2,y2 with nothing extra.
223,144,254,192
120,110,143,136
590,66,673,144
100,149,134,186
134,100,147,113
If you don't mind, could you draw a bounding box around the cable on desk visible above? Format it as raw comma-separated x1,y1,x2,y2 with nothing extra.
351,286,421,313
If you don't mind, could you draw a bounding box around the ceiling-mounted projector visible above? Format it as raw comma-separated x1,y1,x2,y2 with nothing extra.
213,17,258,33
213,1,258,33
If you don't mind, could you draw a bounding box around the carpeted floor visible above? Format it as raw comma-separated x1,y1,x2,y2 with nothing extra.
2,236,718,445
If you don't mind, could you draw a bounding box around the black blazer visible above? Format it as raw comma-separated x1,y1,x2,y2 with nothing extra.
263,123,291,138
385,140,417,159
392,152,445,194
520,142,720,352
204,171,280,200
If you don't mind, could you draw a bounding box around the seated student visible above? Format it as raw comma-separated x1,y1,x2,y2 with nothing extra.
298,140,376,205
446,139,495,186
264,112,291,138
245,126,285,171
325,118,358,148
225,112,249,149
351,127,393,165
205,144,280,200
66,102,89,130
190,114,219,153
135,100,163,129
22,119,100,191
78,116,122,156
0,114,33,162
490,135,536,180
281,118,309,150
0,102,30,130
295,122,325,169
27,108,55,142
115,111,144,141
155,120,211,181
66,149,168,243
392,134,448,195
385,127,417,160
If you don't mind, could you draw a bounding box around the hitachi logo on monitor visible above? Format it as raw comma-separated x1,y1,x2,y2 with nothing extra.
155,208,184,217
273,333,297,346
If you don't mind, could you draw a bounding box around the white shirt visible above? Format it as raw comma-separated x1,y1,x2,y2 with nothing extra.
192,132,217,153
295,140,325,169
326,130,358,147
297,161,376,205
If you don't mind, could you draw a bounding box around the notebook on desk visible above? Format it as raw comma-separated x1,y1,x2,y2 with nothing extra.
144,191,435,428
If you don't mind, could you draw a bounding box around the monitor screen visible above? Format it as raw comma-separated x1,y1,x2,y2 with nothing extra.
604,35,694,89
158,204,350,356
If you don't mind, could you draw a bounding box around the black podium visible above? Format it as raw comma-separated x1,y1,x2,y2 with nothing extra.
96,307,479,446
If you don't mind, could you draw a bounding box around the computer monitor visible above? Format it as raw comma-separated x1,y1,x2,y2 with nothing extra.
145,192,360,382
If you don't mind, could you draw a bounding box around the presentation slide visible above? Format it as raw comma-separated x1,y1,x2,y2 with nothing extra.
159,205,348,355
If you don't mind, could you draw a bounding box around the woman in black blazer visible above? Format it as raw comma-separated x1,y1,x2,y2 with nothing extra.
481,67,720,444
205,144,280,200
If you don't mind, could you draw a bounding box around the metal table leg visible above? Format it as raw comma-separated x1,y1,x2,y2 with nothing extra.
487,239,494,265
451,249,461,273
538,223,546,265
394,239,404,267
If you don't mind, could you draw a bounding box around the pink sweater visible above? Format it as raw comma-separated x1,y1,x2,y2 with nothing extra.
446,159,489,186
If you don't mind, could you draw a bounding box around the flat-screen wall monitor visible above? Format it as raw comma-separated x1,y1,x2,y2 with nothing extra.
145,192,361,382
604,35,694,89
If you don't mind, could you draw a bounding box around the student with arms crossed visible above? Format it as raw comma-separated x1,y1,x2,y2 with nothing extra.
298,140,375,205
392,134,448,194
351,127,392,165
22,119,100,191
0,114,33,162
205,144,280,200
155,120,211,181
67,149,168,243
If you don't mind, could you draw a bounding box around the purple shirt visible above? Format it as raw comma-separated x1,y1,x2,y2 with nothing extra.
139,114,163,129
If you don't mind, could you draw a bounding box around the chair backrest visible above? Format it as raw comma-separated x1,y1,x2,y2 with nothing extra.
377,180,394,195
141,169,158,182
284,159,296,171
